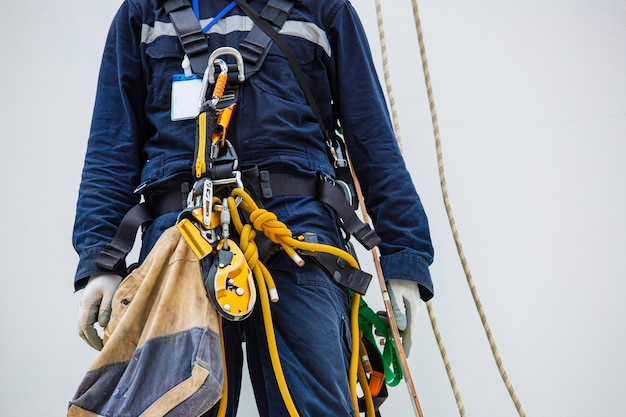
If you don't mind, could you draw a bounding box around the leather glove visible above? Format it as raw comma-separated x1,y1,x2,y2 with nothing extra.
78,273,123,351
387,279,422,357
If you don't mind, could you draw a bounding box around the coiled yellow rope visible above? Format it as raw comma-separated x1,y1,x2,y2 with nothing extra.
219,188,371,417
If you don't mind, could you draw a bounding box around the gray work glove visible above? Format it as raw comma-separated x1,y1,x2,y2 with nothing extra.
387,279,422,357
78,273,123,351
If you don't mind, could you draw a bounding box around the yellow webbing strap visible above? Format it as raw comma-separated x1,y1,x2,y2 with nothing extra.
195,71,231,179
195,111,209,178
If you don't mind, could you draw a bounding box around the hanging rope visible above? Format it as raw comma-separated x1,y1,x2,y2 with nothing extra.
425,301,465,416
373,1,528,416
374,0,403,151
409,1,527,415
372,2,465,416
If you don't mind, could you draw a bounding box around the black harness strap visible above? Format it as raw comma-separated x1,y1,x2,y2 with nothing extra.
163,0,210,74
318,180,381,250
164,0,296,76
313,251,372,295
297,233,372,295
235,0,327,138
95,189,186,271
95,203,154,271
238,0,297,77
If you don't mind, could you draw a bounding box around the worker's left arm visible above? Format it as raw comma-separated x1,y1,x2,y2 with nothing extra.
326,3,433,355
326,3,435,299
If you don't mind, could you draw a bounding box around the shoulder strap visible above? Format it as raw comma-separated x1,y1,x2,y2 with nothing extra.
239,0,297,77
164,0,296,77
163,0,210,74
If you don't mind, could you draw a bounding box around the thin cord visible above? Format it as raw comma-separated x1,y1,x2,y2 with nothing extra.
409,0,527,415
426,301,466,416
374,0,403,151
372,2,466,415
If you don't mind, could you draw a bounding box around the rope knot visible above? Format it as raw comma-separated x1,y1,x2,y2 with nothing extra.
237,224,259,269
249,208,293,244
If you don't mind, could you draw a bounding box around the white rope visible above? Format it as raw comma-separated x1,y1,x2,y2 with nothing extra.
374,0,403,152
371,2,466,415
408,0,527,415
372,1,528,416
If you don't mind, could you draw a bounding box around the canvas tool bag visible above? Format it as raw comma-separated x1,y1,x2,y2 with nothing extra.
68,226,223,417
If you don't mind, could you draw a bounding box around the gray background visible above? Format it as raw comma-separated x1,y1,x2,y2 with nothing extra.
1,0,624,416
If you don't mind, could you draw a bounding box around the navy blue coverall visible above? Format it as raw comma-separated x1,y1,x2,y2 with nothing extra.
72,1,434,415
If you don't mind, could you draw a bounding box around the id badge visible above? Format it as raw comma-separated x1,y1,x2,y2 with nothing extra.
171,74,203,121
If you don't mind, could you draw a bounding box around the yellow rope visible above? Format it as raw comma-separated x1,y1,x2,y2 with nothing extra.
216,316,228,417
225,189,368,416
350,293,362,417
358,354,377,417
226,196,300,417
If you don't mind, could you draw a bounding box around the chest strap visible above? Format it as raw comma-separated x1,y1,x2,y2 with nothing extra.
163,0,210,74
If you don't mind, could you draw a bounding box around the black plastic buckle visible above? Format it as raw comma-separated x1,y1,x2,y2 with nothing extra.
260,170,273,198
353,223,382,250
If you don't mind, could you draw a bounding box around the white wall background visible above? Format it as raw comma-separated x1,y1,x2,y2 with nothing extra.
1,1,624,416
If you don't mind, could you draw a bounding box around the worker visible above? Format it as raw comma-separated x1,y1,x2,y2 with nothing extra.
73,1,434,416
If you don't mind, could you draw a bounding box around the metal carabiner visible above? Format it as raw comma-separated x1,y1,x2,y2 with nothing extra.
198,47,245,111
207,47,245,84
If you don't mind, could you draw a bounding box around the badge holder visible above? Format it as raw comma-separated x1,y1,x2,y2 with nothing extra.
171,55,203,121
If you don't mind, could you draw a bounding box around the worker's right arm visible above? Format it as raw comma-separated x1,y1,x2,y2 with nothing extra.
72,1,145,291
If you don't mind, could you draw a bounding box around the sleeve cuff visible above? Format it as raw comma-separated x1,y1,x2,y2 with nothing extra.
380,252,434,301
74,246,128,291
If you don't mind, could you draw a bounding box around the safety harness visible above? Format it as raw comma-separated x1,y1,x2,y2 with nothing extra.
95,1,400,415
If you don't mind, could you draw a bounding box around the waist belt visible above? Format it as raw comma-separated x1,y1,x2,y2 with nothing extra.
241,169,381,251
96,170,380,273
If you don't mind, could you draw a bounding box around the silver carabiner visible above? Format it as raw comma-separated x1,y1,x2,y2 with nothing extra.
198,47,245,110
207,47,245,84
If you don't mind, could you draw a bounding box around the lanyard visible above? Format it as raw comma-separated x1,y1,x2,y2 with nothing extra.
192,1,237,33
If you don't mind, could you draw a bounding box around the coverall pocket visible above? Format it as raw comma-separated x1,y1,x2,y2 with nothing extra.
250,39,316,105
137,153,164,189
145,36,186,108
